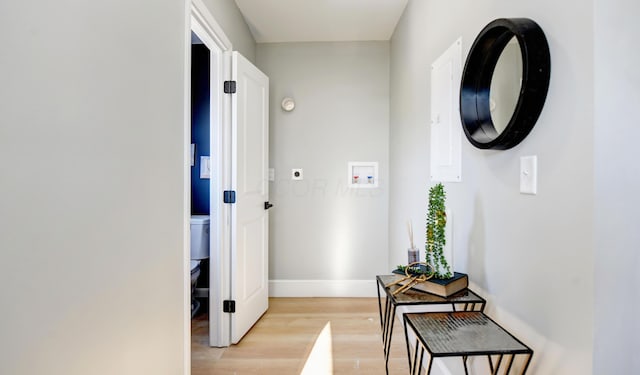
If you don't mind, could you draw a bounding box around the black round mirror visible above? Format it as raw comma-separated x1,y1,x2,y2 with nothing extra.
460,18,550,150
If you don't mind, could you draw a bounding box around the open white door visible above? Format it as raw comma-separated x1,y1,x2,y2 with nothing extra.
230,51,269,344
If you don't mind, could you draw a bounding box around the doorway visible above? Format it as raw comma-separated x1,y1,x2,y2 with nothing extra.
190,31,211,325
189,1,232,349
186,0,270,362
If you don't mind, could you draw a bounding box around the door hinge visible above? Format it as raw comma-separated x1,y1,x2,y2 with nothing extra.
224,80,236,94
223,190,236,204
223,300,236,313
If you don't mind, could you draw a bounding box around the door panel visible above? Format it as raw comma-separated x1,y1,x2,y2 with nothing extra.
231,51,269,344
430,39,462,182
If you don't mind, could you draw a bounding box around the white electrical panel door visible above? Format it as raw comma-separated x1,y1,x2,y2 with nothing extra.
430,38,462,182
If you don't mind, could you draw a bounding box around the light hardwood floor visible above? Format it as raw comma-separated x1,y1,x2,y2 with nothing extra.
191,297,409,375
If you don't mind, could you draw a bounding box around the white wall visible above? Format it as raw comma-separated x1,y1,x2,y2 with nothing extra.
593,0,640,373
202,0,256,62
256,42,390,296
0,1,186,374
390,1,594,373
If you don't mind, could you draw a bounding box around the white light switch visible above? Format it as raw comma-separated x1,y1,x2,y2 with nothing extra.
200,156,211,179
520,155,537,195
292,168,303,180
268,168,275,182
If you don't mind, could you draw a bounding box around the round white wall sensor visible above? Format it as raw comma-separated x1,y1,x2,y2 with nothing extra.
281,97,295,112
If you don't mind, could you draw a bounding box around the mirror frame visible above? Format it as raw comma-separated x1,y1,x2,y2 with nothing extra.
460,18,551,150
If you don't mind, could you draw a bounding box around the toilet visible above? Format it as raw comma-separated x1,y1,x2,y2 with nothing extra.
190,215,210,317
190,260,201,290
190,260,201,317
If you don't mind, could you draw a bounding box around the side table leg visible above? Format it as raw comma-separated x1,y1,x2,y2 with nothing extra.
410,339,420,375
521,353,533,375
504,354,515,374
382,298,392,346
376,280,384,331
416,347,425,375
403,315,413,371
423,351,432,375
492,354,504,375
383,305,397,373
380,297,390,347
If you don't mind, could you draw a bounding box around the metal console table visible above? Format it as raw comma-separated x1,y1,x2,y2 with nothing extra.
376,275,486,374
403,311,533,375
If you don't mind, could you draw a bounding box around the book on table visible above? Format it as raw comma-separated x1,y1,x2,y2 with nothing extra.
391,269,468,298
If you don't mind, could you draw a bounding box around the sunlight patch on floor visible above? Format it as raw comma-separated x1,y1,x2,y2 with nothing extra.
300,322,333,375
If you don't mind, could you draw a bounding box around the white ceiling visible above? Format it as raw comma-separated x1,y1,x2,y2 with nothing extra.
233,0,409,43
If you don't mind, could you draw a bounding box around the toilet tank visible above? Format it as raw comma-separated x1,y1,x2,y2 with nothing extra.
190,215,210,260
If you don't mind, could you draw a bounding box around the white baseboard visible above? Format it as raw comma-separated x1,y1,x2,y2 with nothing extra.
269,279,377,297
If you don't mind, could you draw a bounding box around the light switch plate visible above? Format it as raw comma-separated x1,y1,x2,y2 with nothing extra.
520,155,537,195
291,168,303,180
268,168,275,182
191,144,195,167
200,156,211,179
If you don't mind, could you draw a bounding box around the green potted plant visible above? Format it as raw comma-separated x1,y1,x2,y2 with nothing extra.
426,183,452,279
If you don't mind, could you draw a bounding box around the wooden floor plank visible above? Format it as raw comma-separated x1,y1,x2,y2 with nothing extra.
191,297,409,375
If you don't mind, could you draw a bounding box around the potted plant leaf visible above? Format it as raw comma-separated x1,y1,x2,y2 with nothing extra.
426,183,452,279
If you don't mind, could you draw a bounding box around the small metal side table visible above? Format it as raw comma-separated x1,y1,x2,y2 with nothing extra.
403,311,533,375
376,275,486,374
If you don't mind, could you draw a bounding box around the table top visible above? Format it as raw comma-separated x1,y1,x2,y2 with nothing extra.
377,275,485,305
404,311,532,357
